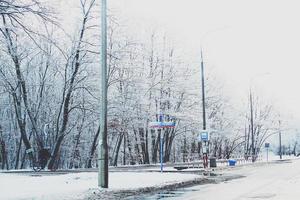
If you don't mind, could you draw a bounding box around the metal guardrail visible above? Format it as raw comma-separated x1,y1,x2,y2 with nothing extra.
108,155,265,170
171,156,264,168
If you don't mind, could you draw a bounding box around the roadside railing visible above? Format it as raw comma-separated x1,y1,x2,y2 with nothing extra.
171,155,264,169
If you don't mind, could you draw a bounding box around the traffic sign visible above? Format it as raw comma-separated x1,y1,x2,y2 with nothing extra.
265,143,270,148
161,121,176,128
149,114,176,174
198,130,210,141
149,121,175,128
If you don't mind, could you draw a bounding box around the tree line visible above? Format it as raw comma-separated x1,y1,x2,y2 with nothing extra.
0,0,289,170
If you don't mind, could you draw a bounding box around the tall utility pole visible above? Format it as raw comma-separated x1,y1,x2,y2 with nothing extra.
123,132,126,165
249,90,255,163
279,120,282,160
98,0,108,188
200,50,208,168
200,50,206,130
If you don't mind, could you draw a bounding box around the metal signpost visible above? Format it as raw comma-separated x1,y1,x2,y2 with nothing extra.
265,143,270,162
149,114,175,173
199,130,210,168
160,131,164,172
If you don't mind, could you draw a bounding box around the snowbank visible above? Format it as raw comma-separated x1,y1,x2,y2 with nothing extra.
0,171,201,200
177,158,300,200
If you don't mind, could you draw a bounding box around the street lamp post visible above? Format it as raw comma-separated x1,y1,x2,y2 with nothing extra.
249,90,255,163
198,27,229,168
201,50,207,131
200,50,209,168
279,120,282,160
98,0,108,188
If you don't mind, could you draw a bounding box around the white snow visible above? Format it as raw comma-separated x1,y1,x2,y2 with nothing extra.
0,171,200,200
1,156,299,200
175,158,300,200
109,172,200,189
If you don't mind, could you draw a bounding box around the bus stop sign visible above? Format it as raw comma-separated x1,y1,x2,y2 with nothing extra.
199,130,210,141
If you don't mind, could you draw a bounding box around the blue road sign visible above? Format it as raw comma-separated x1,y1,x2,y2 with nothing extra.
265,143,270,148
149,121,176,128
199,131,209,141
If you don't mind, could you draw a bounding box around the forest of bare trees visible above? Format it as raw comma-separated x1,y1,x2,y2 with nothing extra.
0,0,291,170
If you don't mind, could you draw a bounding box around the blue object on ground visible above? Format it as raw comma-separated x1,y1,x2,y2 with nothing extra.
228,159,236,166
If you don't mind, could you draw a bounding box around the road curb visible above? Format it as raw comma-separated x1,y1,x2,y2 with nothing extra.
85,173,244,200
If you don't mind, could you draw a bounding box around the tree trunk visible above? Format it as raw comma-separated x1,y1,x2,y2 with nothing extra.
126,134,134,165
164,129,175,163
14,137,22,169
133,129,142,164
139,128,150,164
0,138,7,170
144,129,150,164
48,135,64,169
183,136,187,162
113,133,124,166
152,130,160,163
86,126,100,168
48,4,91,170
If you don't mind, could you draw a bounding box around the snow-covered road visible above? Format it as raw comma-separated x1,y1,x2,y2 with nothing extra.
173,158,300,200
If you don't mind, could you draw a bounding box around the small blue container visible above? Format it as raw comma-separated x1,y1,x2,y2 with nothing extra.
228,159,236,166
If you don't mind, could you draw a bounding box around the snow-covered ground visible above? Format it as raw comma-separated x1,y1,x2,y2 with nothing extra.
0,155,298,200
172,158,300,200
0,171,200,200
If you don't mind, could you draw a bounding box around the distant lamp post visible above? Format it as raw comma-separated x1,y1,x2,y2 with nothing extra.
279,120,282,160
200,50,206,131
249,89,255,163
198,27,229,168
200,50,209,168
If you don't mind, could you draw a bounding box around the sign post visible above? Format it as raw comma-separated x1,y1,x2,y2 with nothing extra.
199,130,210,168
160,131,164,172
265,143,270,162
149,115,176,173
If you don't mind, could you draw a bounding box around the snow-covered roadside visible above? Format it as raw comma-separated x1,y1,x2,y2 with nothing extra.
1,155,297,200
173,158,300,200
0,171,201,200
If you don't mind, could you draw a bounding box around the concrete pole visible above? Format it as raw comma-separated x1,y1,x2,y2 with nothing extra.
98,0,108,188
123,132,126,166
279,120,282,160
200,50,208,168
201,50,206,131
250,90,255,162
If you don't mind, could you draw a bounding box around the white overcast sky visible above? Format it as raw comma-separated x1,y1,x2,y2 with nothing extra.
56,0,300,130
109,0,300,126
